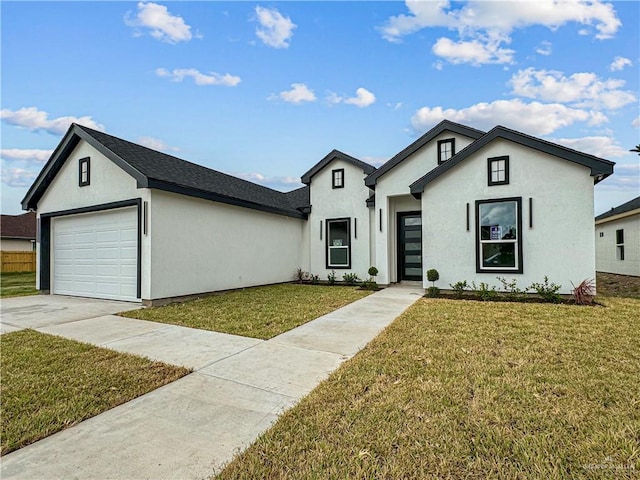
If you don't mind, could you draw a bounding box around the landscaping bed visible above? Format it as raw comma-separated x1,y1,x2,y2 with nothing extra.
217,296,639,478
0,330,190,455
121,284,371,340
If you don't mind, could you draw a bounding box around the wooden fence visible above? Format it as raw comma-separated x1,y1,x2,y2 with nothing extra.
1,251,36,273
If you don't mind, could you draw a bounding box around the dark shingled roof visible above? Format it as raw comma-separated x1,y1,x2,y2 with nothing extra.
22,124,308,219
1,211,36,239
595,196,640,221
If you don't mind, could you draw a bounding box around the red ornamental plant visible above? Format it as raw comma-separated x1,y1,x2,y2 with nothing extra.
572,278,595,305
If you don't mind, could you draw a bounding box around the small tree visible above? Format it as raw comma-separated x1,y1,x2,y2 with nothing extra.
426,269,439,287
426,269,440,298
368,266,378,281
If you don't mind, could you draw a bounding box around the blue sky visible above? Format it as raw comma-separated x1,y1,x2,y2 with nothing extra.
2,1,638,216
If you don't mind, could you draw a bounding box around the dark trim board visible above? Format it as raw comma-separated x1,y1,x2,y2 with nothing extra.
40,198,142,300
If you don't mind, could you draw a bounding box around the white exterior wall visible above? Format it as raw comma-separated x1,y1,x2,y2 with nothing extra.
36,140,151,295
595,214,640,276
149,190,305,299
421,139,595,294
373,132,475,284
308,159,372,280
1,239,34,251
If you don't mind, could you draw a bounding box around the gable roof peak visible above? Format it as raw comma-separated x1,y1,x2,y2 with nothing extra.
364,119,485,187
300,149,376,185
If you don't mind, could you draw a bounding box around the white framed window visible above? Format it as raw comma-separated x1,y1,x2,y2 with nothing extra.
332,169,344,189
437,138,455,164
488,156,509,185
326,218,350,268
476,197,522,273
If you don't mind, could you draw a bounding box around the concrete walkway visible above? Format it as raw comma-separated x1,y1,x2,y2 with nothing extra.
0,286,424,480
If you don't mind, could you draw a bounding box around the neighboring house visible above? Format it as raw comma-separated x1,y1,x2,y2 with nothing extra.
1,212,36,251
22,120,614,304
595,196,640,277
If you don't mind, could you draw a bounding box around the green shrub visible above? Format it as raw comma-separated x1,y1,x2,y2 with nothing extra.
342,273,360,286
496,276,528,301
449,280,468,299
427,286,440,298
529,276,562,303
368,266,379,278
327,270,337,285
472,281,498,301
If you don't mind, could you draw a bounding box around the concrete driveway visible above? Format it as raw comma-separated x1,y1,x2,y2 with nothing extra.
0,294,141,334
1,286,425,479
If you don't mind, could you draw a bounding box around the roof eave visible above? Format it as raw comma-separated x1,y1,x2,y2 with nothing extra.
146,179,307,220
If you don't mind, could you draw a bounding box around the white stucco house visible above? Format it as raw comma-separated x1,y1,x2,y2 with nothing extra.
595,196,640,277
22,120,614,304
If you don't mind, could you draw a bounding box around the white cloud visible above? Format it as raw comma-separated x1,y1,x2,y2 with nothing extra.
509,68,636,110
1,167,38,188
411,99,607,136
360,156,388,167
125,2,192,44
273,83,316,104
432,35,515,65
550,136,628,158
156,68,240,87
137,136,179,152
254,6,296,48
234,172,302,191
328,88,376,108
535,40,553,56
380,1,621,65
632,117,640,128
0,107,104,135
609,56,632,71
1,149,53,162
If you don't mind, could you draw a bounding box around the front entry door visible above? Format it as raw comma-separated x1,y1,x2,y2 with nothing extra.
398,212,422,281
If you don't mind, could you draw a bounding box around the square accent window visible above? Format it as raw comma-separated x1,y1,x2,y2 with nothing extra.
476,197,522,273
616,229,625,260
326,218,350,268
488,156,509,186
332,169,344,189
437,138,455,164
79,157,90,186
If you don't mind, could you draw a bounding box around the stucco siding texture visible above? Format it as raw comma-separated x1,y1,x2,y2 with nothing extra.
149,190,305,299
595,215,640,276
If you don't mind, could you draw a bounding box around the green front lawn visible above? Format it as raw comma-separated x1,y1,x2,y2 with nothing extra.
0,330,190,455
218,296,640,478
1,272,38,298
121,284,371,340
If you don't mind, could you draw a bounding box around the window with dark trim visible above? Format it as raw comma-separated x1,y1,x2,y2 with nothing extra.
616,229,625,260
437,138,455,164
476,197,523,273
332,169,344,189
326,218,351,268
488,156,509,185
79,157,90,186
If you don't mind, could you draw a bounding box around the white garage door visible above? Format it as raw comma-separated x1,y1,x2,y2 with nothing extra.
53,207,138,302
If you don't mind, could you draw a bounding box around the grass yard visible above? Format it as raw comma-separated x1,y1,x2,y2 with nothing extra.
218,296,640,479
0,329,190,456
0,272,37,298
121,284,371,340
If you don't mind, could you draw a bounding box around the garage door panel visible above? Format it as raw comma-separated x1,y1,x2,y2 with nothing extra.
53,207,138,302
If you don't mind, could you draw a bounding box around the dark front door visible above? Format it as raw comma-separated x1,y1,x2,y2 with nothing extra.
398,212,422,281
